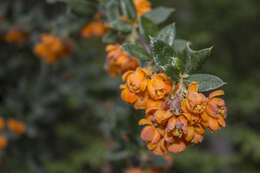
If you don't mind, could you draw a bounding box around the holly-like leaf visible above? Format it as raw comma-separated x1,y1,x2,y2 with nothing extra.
110,19,132,32
150,38,179,79
183,43,213,73
143,7,175,24
185,74,226,92
120,0,136,21
139,16,159,41
173,39,188,55
156,23,176,46
106,0,120,22
121,43,150,61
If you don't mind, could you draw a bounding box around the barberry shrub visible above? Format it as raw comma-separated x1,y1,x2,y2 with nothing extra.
3,0,260,172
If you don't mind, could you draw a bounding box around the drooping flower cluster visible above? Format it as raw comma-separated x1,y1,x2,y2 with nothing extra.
81,13,109,38
34,34,73,64
0,117,26,150
4,29,28,43
139,82,227,155
105,44,139,77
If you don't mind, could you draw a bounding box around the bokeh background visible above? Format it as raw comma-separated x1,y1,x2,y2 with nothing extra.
0,0,260,172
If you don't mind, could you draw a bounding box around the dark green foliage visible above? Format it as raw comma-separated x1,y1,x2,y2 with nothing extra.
156,23,176,46
139,16,159,41
120,0,137,21
185,74,225,92
150,38,179,79
110,19,133,32
0,0,260,173
142,7,175,24
122,43,151,61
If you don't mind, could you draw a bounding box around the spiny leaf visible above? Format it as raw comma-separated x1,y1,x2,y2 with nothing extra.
143,7,175,24
120,0,136,20
139,16,159,41
121,43,150,61
172,39,188,55
150,38,179,79
185,74,226,92
156,23,176,46
183,43,213,73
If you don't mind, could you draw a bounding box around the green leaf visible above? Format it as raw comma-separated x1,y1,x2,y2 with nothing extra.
110,19,132,32
172,39,188,55
156,23,176,46
183,43,213,73
66,0,97,17
150,38,179,79
120,0,137,20
102,31,117,44
143,7,175,24
139,16,159,41
121,43,150,61
106,0,120,22
185,74,226,92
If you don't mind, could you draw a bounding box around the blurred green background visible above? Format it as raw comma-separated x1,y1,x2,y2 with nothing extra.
0,0,260,172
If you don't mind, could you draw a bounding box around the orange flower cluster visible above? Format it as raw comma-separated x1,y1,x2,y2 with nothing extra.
34,34,73,64
133,0,152,17
137,82,227,155
124,168,158,173
0,136,7,150
81,13,109,38
105,44,139,77
4,29,28,43
7,119,26,135
0,117,26,150
0,117,4,131
0,117,6,150
120,68,172,110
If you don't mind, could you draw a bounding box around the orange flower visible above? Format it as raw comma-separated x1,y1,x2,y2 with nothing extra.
148,73,173,100
120,85,138,104
5,29,28,43
164,116,188,153
154,109,173,125
134,92,150,110
140,125,167,155
133,0,152,17
7,119,26,135
0,136,8,150
0,117,4,131
123,68,151,94
81,13,109,37
124,168,143,173
105,44,139,77
185,124,204,144
182,82,208,115
124,168,159,173
34,34,72,64
201,90,227,131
